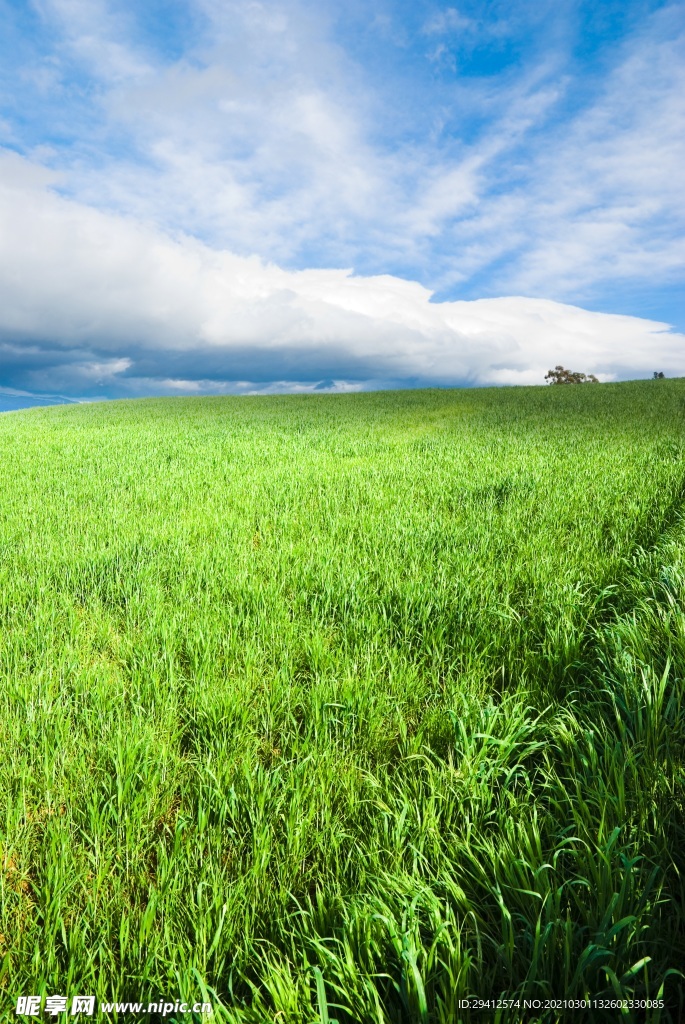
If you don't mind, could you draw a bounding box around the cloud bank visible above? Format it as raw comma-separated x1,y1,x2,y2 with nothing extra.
1,1,683,403
0,149,681,401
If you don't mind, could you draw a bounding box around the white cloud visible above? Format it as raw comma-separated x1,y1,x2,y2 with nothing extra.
454,5,685,298
41,0,396,267
20,0,681,309
423,8,475,36
20,0,564,277
0,149,681,398
32,0,152,80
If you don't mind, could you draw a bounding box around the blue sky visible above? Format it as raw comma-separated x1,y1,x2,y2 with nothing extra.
0,0,683,406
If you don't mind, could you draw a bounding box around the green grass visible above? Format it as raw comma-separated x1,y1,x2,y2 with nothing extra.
0,380,684,1023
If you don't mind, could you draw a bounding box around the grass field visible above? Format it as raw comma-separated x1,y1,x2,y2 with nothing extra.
1,381,684,1023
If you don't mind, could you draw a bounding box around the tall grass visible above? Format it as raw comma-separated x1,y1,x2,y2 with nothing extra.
0,380,684,1021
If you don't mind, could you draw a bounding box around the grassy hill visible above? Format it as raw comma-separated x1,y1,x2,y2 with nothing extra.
1,382,684,1021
